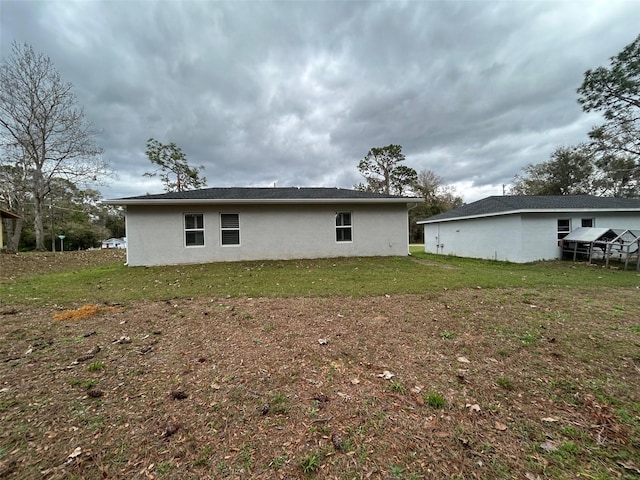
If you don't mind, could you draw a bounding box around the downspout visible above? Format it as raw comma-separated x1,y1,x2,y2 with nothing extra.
407,202,419,255
124,210,130,266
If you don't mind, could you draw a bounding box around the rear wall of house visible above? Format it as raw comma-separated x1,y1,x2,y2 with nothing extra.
124,203,409,266
423,211,640,263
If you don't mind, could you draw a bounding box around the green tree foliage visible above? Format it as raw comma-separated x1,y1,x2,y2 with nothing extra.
409,170,463,243
592,153,639,197
144,138,207,192
0,171,123,251
0,43,106,250
27,178,113,251
577,33,640,158
511,146,594,195
355,144,417,195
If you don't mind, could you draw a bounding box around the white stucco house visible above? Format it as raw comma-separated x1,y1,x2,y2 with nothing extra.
105,187,422,266
101,237,127,249
417,195,640,263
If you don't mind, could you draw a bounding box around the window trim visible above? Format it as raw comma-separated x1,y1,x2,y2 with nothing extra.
220,213,240,246
184,213,205,247
557,218,571,241
335,211,353,243
581,218,595,228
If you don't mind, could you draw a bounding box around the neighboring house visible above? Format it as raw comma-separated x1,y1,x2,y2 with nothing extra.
105,187,422,266
0,207,21,251
417,195,640,263
101,237,127,249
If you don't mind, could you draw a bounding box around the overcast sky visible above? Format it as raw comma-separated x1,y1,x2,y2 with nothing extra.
2,1,639,202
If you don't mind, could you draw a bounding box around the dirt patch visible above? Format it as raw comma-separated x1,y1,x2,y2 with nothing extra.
411,257,458,269
1,288,639,479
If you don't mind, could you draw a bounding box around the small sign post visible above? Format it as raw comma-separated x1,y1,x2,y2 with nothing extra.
58,235,65,252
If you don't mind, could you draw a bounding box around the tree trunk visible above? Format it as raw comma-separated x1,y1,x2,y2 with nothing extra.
3,216,23,252
34,193,46,250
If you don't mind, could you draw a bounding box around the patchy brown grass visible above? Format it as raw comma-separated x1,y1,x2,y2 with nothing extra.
0,249,126,282
1,286,639,479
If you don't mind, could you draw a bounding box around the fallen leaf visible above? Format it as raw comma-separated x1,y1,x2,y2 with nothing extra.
494,421,508,431
67,446,82,460
466,403,481,412
541,417,559,422
336,392,352,401
457,356,470,364
318,338,328,345
377,370,395,380
350,378,360,385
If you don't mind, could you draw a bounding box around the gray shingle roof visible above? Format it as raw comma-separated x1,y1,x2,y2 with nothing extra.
419,195,640,223
108,187,420,204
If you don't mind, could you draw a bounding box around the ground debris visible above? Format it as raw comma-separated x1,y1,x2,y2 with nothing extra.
170,390,188,400
1,273,639,480
161,422,181,438
76,345,101,363
331,433,344,451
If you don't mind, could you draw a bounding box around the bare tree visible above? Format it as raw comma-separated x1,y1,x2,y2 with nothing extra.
0,43,106,250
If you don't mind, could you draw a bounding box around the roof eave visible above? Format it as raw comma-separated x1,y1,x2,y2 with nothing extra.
417,207,640,224
104,197,424,206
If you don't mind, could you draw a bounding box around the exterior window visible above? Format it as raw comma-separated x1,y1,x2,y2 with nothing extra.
336,212,352,242
221,213,240,245
557,219,571,240
185,213,204,246
581,218,594,228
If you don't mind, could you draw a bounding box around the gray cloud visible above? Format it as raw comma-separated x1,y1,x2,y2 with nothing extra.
2,0,639,201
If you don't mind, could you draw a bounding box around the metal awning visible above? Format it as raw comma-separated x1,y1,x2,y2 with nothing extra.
563,227,621,242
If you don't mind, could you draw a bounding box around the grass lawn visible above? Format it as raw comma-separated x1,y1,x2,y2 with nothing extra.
0,250,639,479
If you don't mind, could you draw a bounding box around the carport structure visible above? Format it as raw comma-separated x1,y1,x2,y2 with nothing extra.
562,227,640,270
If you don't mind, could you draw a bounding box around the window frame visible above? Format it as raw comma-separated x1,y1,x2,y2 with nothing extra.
335,211,353,243
557,218,571,240
220,213,240,246
184,213,205,247
581,218,595,228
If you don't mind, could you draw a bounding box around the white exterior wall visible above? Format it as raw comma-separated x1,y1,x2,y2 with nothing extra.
424,211,640,263
125,203,409,266
423,215,524,262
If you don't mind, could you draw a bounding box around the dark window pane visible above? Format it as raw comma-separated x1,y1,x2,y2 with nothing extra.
336,227,352,242
186,231,204,246
221,214,239,229
582,218,593,227
336,212,351,227
222,230,240,245
185,214,203,229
